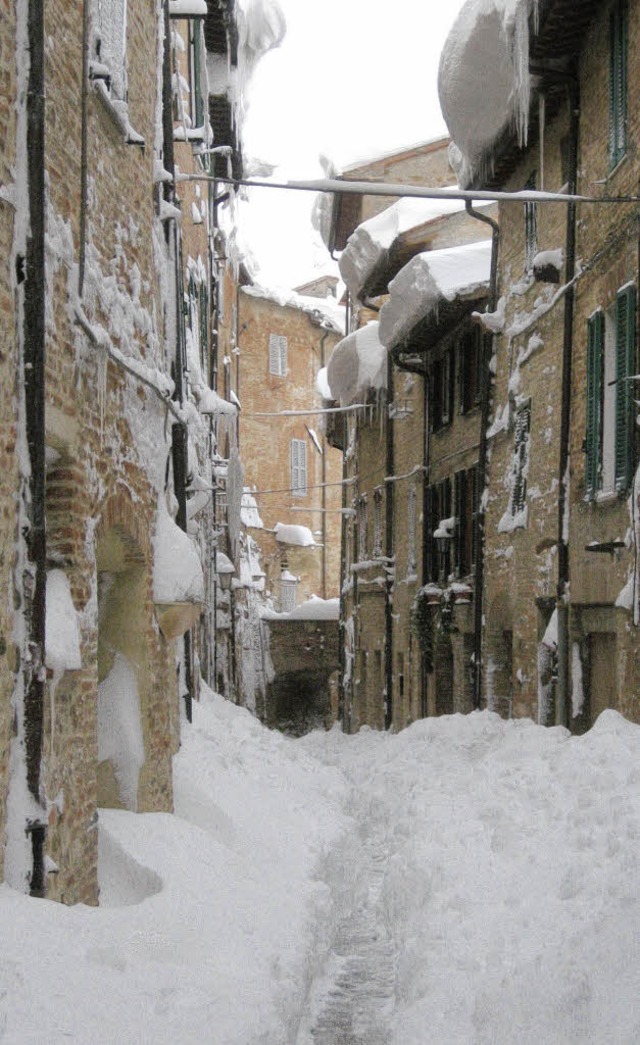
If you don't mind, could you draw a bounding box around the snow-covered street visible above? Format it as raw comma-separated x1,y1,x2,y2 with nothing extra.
1,688,639,1043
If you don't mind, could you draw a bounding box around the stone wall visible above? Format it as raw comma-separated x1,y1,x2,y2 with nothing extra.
0,0,17,883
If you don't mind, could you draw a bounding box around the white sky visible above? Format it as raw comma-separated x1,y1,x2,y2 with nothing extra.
239,0,468,289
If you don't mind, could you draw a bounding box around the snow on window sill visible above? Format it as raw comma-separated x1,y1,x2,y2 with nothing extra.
585,489,620,506
607,152,628,181
92,80,145,147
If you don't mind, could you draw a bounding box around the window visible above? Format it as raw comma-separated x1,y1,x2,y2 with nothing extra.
92,0,128,100
459,326,483,414
290,438,307,497
357,495,368,561
586,285,636,497
280,571,298,614
432,348,454,430
454,465,479,577
269,333,287,376
524,173,537,272
373,487,383,557
509,400,531,518
407,485,417,576
185,271,209,381
425,478,452,583
189,20,206,129
609,0,628,170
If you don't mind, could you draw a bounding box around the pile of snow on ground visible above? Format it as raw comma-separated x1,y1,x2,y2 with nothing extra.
0,693,639,1043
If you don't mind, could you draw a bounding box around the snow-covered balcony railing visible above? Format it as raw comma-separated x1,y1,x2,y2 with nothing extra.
378,239,492,357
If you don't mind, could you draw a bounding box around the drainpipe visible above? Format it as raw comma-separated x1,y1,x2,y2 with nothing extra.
556,70,580,728
384,355,395,729
465,200,500,710
390,347,429,718
161,0,176,221
319,331,330,598
20,0,47,895
171,422,192,722
78,0,91,297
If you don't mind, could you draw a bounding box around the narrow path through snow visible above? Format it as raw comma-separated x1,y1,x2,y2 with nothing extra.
295,739,397,1044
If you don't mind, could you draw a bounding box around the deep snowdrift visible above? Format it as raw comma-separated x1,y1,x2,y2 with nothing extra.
0,690,639,1043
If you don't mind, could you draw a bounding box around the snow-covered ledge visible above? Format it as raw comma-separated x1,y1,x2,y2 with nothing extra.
379,240,492,350
326,321,387,406
153,501,205,640
438,0,536,186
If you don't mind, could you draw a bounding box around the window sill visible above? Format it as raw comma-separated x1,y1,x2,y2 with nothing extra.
585,489,624,506
92,80,145,147
607,152,628,181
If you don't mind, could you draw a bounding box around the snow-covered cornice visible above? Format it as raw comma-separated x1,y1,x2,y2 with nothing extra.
438,0,538,187
327,321,387,407
379,240,492,350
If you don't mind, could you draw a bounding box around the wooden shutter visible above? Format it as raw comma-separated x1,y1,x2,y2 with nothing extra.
609,0,628,169
443,348,454,425
95,0,127,99
454,470,466,576
407,485,417,573
291,438,307,495
269,334,287,376
424,485,435,582
471,464,480,570
615,285,635,492
192,20,205,127
586,311,604,498
524,173,537,271
290,439,300,494
511,401,531,514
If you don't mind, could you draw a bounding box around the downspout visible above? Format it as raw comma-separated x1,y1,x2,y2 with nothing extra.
164,6,194,720
556,70,580,728
384,355,395,729
422,370,431,717
338,292,350,726
390,346,429,719
465,200,500,710
21,0,47,895
319,331,329,598
78,0,91,297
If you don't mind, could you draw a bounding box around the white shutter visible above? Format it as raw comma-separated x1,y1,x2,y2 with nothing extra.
291,438,307,496
269,333,287,376
95,0,127,98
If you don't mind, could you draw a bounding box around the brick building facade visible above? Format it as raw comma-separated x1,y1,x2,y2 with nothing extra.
236,288,344,611
0,0,279,902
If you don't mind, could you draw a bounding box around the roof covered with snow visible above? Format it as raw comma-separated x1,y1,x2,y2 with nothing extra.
339,194,471,301
327,321,387,406
379,239,492,350
241,284,345,334
438,0,535,187
438,0,600,189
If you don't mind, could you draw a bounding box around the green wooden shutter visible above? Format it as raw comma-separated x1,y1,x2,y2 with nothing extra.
454,469,466,576
615,285,635,492
511,401,531,514
585,311,603,498
424,485,435,582
471,464,480,569
193,21,205,128
609,0,628,169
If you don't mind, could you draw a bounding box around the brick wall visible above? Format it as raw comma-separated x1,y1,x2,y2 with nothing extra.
237,292,343,610
0,0,17,883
